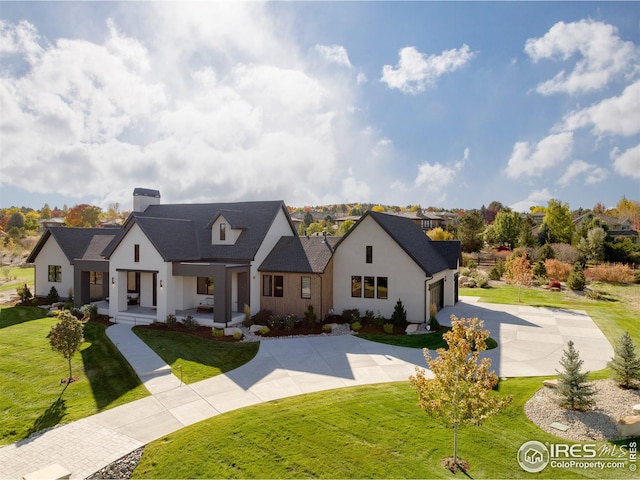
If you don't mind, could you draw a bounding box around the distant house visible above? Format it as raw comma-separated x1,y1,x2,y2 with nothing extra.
392,208,446,233
574,213,639,244
28,189,460,326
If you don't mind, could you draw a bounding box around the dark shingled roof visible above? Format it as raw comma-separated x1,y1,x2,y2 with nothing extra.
259,236,340,273
133,187,160,198
337,211,460,276
103,200,295,262
27,227,116,264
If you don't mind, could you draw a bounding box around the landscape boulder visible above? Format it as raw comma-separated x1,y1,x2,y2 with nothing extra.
616,416,640,438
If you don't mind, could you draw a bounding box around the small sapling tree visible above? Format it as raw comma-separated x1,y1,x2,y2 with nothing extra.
556,340,594,411
49,310,85,383
506,253,533,302
410,316,511,472
608,331,640,389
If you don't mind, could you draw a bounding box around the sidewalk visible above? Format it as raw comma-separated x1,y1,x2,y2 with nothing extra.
0,299,613,479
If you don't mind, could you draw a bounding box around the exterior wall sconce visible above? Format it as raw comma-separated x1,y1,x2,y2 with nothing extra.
160,280,163,289
111,277,115,286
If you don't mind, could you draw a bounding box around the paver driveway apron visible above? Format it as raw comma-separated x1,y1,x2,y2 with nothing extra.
0,298,612,479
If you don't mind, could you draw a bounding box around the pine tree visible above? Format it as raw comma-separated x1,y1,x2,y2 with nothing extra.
556,340,594,411
567,262,585,291
608,331,640,389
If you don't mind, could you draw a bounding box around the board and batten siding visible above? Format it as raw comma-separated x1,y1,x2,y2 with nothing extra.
33,235,74,299
332,215,429,323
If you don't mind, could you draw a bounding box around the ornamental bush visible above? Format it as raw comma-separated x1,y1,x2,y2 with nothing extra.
390,299,407,326
47,286,59,304
545,259,572,281
182,315,199,330
567,262,586,291
585,263,635,283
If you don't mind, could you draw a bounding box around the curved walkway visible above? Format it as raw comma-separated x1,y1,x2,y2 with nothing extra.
0,298,612,480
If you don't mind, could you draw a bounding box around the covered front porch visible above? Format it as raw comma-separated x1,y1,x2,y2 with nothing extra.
97,300,244,327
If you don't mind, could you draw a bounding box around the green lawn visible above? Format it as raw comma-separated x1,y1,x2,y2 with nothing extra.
133,328,260,384
359,327,498,350
133,378,635,479
132,283,640,479
0,266,34,293
0,306,148,445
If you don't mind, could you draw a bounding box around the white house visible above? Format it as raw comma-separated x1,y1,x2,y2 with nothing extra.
28,189,459,326
332,211,459,323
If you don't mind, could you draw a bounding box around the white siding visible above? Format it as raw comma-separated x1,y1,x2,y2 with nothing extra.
250,208,295,315
333,216,428,322
33,236,74,299
108,224,167,319
210,216,242,245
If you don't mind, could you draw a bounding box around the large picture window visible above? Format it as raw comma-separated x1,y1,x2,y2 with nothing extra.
351,275,362,297
197,277,214,295
263,274,284,297
377,277,388,299
364,276,375,298
301,276,311,299
48,265,61,282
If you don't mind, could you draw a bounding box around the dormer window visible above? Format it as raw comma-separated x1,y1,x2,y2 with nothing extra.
220,223,226,241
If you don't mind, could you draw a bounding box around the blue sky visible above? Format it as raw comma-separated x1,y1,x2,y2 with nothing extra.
1,1,638,212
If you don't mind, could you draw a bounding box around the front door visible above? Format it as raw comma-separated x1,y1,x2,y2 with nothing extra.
237,272,248,313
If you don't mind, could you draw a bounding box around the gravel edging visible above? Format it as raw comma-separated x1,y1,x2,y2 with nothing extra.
85,447,145,479
524,379,640,441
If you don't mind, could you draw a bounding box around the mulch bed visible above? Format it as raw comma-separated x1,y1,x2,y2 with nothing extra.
134,322,239,342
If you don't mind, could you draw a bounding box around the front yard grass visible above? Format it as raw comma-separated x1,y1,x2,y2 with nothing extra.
133,378,633,479
133,328,260,384
358,327,498,350
132,284,640,479
0,306,148,445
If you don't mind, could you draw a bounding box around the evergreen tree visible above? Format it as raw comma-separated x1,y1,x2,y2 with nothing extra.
566,262,586,291
391,299,407,326
556,340,594,411
608,331,640,389
538,243,555,261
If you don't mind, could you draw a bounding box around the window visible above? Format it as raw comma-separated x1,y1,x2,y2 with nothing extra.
301,276,311,299
274,275,284,297
351,275,362,297
90,272,102,285
197,277,214,295
364,276,375,298
48,265,61,282
134,244,140,262
220,223,226,241
263,275,273,296
366,245,373,263
377,277,388,299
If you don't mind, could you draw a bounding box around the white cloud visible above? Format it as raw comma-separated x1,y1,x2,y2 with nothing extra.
611,144,640,180
505,132,574,179
0,6,393,208
509,188,554,212
525,19,639,95
380,44,475,94
557,160,608,186
557,80,640,137
315,44,352,68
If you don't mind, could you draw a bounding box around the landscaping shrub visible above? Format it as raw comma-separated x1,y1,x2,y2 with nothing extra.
390,299,407,326
341,309,360,323
70,307,84,319
608,331,640,389
567,262,586,291
552,243,581,265
585,289,605,300
303,305,317,327
17,283,32,304
259,326,270,335
46,286,59,304
544,259,571,281
556,340,594,411
267,314,283,331
373,312,386,327
233,331,243,341
251,309,273,326
383,323,394,334
212,328,224,337
585,263,635,283
322,324,332,333
548,280,562,289
351,321,361,332
166,314,177,328
538,243,555,261
283,314,296,332
83,303,98,321
182,315,199,330
532,260,547,278
488,260,504,280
